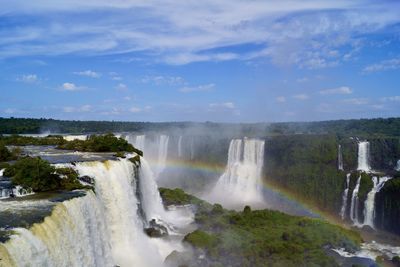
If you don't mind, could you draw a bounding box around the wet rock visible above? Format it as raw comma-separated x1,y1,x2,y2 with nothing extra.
78,175,95,185
144,219,168,238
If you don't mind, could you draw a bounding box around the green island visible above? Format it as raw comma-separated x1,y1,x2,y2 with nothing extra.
160,188,362,267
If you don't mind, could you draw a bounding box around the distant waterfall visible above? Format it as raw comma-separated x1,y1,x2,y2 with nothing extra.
396,160,400,171
363,176,391,228
357,141,370,172
339,173,351,219
207,138,265,209
154,135,169,178
338,145,344,171
178,136,183,158
350,175,362,225
135,135,146,151
0,159,164,267
0,186,34,200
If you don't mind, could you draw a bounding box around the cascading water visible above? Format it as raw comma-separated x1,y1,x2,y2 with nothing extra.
363,176,391,228
396,160,400,171
350,176,361,225
339,173,351,219
0,159,165,267
338,144,344,171
154,135,169,178
135,135,146,151
0,186,34,200
0,191,113,267
357,141,371,172
206,138,265,209
178,136,183,158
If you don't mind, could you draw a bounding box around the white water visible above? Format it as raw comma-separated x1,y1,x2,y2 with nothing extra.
0,186,34,200
0,191,113,267
0,159,165,267
350,175,361,225
135,135,146,151
363,176,391,228
396,159,400,171
63,135,87,141
339,173,351,220
333,241,400,261
0,169,4,176
206,138,265,209
178,136,183,158
357,141,371,172
154,135,169,178
338,144,344,171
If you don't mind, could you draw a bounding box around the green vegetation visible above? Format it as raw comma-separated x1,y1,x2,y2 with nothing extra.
57,133,142,154
1,117,400,138
159,188,362,267
0,134,66,146
4,157,89,192
357,172,374,203
264,134,348,214
0,143,18,162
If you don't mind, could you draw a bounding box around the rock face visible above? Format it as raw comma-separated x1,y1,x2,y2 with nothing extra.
144,219,168,238
375,178,400,235
78,175,95,185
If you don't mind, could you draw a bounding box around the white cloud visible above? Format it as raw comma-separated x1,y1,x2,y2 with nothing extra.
276,96,286,103
63,105,92,113
179,83,215,93
209,102,235,109
343,98,368,105
363,57,400,73
115,83,128,91
381,96,400,102
18,74,38,83
4,108,17,114
61,82,85,91
320,86,353,95
123,96,132,101
109,72,122,80
73,70,101,78
292,94,309,100
2,1,400,67
141,75,185,85
129,107,142,113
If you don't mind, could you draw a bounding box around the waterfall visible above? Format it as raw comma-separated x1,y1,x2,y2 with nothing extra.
0,159,164,267
350,175,361,225
178,136,183,158
206,138,265,209
363,176,391,228
63,135,87,141
0,186,34,200
154,135,169,178
357,141,370,172
339,173,351,219
396,159,400,171
338,145,344,171
135,135,146,151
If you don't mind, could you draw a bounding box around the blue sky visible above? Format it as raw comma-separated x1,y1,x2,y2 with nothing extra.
0,0,399,122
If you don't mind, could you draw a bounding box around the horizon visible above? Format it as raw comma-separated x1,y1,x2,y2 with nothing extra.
1,1,400,122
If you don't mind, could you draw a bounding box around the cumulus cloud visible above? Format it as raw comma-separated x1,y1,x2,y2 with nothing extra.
292,94,309,100
115,83,128,91
18,74,38,83
141,75,185,85
209,102,235,109
320,86,352,95
63,105,92,113
276,96,286,103
343,98,368,105
179,83,215,93
61,82,85,91
381,96,400,102
73,70,101,78
363,57,400,73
